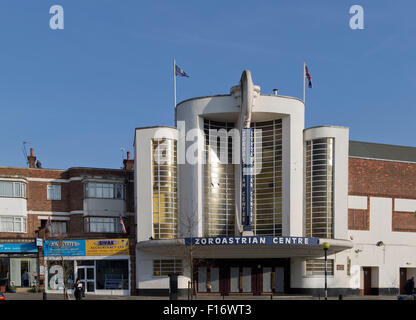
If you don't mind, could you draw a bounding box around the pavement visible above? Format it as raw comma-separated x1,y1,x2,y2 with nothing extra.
1,292,400,300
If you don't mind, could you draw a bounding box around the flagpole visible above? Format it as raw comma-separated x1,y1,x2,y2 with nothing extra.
303,62,306,105
173,59,177,124
174,59,177,109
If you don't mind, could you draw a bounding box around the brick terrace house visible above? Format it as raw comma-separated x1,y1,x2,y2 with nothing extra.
0,148,136,295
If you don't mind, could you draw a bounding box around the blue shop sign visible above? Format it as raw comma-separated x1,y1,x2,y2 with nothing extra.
185,236,320,246
44,240,86,256
0,242,38,253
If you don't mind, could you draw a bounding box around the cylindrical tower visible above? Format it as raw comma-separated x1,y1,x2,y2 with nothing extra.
176,73,305,238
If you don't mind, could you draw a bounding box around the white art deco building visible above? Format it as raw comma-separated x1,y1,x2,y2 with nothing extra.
133,70,416,296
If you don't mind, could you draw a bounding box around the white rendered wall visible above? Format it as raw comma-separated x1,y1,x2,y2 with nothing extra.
291,254,353,290
135,127,178,242
83,199,125,217
348,195,368,210
136,250,191,290
395,198,416,212
348,196,416,290
0,198,27,217
296,195,416,292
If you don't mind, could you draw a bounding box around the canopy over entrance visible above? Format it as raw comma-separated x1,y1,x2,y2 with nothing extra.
137,236,353,259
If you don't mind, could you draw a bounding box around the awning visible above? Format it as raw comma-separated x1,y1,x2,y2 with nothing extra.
136,236,353,259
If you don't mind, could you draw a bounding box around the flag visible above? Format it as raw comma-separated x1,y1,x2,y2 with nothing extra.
175,64,190,77
305,65,312,88
45,216,52,233
120,216,127,234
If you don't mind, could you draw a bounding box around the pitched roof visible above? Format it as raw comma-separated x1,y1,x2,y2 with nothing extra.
349,141,416,163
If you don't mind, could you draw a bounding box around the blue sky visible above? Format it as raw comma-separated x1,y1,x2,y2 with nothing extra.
0,0,415,169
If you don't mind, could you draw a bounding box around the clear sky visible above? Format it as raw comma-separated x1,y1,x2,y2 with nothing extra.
0,0,415,169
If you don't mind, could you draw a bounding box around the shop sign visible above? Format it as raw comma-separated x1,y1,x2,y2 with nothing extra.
44,240,86,256
185,236,320,246
36,238,43,247
39,265,45,275
0,242,38,253
85,239,129,256
44,239,129,257
241,128,254,228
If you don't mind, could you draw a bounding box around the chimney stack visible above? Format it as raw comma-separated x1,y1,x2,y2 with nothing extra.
28,148,36,168
123,151,134,170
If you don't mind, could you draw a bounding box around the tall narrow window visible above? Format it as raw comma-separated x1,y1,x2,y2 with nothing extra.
305,138,334,238
252,120,283,236
203,119,235,236
152,138,178,239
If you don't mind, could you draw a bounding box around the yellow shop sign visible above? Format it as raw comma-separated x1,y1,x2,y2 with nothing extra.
85,239,129,256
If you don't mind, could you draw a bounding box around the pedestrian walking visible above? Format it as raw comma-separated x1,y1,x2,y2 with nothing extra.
73,279,84,300
404,277,415,295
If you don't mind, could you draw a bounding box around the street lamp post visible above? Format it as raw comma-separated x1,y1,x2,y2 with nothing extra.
323,242,330,300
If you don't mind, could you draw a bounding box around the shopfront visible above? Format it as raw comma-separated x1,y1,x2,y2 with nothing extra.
44,238,130,295
0,240,38,290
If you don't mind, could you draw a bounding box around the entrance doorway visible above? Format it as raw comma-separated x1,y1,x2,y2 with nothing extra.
400,268,416,294
195,259,289,295
400,268,407,294
77,266,95,293
363,267,372,295
20,260,29,287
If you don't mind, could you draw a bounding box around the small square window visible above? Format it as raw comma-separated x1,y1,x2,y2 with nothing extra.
47,185,61,200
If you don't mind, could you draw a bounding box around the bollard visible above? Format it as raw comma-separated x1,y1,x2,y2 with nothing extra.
338,294,343,300
43,292,47,300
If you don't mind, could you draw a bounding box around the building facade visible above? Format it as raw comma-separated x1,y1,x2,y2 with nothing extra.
1,70,415,297
134,70,416,296
0,149,136,295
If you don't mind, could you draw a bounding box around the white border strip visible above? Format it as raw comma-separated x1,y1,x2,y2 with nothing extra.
38,216,70,221
349,156,416,165
27,177,82,183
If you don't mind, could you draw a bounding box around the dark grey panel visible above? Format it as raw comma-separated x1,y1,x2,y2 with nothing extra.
349,141,416,162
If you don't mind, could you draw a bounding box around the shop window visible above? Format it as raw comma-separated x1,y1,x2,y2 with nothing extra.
76,260,95,266
153,259,182,276
0,181,26,198
47,185,61,200
47,260,74,291
96,260,128,290
306,259,334,276
84,217,123,233
0,216,27,233
84,183,125,199
0,258,9,287
9,258,38,287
